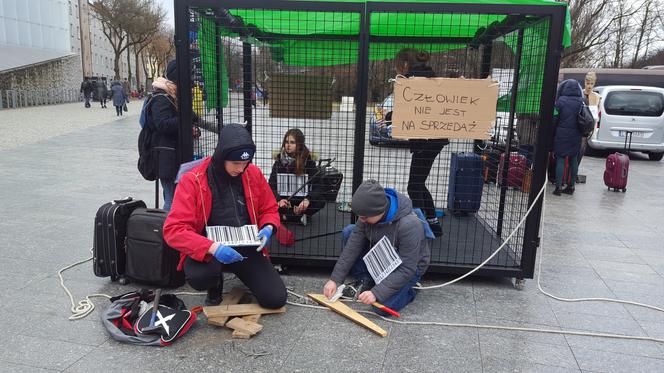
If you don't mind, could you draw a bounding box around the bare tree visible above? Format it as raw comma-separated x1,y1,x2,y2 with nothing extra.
90,0,165,80
561,0,620,67
143,27,175,83
631,0,654,67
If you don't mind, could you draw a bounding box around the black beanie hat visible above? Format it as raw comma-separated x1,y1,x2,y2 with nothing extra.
165,60,177,83
212,124,256,167
351,180,388,217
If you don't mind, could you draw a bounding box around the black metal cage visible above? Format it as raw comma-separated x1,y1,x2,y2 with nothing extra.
173,0,566,280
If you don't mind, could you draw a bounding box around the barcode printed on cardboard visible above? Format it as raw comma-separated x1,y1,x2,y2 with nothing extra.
362,236,402,284
206,225,260,246
277,173,309,197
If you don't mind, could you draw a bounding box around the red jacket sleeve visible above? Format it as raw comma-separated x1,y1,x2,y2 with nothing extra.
163,172,213,262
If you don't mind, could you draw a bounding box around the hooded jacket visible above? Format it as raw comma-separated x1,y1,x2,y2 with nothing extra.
553,79,584,157
163,125,280,270
330,189,431,302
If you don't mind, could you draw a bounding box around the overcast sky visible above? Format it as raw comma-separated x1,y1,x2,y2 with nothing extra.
158,0,175,28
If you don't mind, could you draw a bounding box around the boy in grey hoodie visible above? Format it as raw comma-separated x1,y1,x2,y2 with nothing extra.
323,180,432,315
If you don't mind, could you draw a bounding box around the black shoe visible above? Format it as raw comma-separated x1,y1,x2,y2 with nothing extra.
553,187,562,196
205,286,223,306
427,217,443,237
562,186,575,195
343,277,375,298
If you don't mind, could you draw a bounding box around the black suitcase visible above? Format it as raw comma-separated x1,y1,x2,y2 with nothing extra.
93,197,146,281
125,146,184,287
125,207,184,287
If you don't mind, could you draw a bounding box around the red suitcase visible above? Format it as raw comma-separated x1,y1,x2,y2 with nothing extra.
604,132,631,192
498,152,527,188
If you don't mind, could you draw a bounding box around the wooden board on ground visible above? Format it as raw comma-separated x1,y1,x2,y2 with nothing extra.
206,287,245,327
233,314,261,339
204,303,287,318
307,293,387,337
226,317,263,336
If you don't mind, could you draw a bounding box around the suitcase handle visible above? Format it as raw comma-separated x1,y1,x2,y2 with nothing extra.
113,197,133,204
145,208,164,213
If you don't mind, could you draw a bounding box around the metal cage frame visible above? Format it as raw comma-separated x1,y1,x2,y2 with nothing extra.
173,0,567,280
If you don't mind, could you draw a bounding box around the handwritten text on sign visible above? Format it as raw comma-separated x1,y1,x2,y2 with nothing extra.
391,77,499,140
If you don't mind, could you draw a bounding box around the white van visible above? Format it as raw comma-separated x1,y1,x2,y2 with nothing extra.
588,85,664,161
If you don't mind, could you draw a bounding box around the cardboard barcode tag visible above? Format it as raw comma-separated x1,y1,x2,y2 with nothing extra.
362,236,402,284
277,173,309,197
206,225,260,246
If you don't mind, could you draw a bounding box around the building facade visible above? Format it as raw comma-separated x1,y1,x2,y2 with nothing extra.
0,0,140,107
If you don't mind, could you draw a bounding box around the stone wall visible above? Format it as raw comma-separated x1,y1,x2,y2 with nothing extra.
0,55,83,108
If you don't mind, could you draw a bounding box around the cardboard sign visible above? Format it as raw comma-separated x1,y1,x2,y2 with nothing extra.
391,77,500,140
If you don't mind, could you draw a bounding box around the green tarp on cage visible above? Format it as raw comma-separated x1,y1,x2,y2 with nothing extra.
197,0,571,112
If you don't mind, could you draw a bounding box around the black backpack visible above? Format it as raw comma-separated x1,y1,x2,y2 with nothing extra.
577,103,595,137
137,123,157,181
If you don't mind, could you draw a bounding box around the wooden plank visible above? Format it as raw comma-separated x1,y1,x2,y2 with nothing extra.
233,314,261,339
226,317,263,335
308,293,387,337
206,287,245,327
203,303,287,318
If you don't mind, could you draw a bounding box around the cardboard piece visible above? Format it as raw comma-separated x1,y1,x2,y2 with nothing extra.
391,77,499,140
307,293,387,337
232,314,262,339
206,287,246,327
226,317,263,335
203,304,287,318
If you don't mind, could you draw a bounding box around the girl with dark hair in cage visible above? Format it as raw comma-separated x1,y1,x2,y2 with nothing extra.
268,129,324,225
395,48,448,237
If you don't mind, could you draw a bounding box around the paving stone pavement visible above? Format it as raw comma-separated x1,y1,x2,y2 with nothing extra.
1,103,663,372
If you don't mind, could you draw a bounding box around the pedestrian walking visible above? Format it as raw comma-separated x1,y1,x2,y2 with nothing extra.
111,81,127,116
97,80,108,108
80,77,93,108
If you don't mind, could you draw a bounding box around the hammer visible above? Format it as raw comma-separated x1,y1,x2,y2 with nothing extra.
328,284,401,318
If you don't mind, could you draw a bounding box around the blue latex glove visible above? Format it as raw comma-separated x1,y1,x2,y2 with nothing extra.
256,225,273,252
213,245,244,264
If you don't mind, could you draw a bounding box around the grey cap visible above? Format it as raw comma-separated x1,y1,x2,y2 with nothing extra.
352,180,388,217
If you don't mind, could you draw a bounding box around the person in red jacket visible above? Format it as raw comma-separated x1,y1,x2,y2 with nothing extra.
163,124,286,307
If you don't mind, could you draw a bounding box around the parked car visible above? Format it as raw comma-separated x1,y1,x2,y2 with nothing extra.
588,85,664,161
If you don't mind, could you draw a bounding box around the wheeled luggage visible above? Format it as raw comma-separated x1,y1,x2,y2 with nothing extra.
604,131,631,192
125,146,184,287
447,153,484,216
93,197,146,281
125,207,184,287
498,152,527,188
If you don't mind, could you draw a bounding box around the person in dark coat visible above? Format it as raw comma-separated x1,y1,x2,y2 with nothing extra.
80,77,93,108
268,128,324,224
97,80,108,108
552,79,584,195
110,81,127,116
146,60,180,210
395,48,448,237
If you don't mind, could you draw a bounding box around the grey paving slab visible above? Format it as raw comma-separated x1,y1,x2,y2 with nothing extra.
571,345,664,373
479,333,579,370
552,310,646,337
565,334,664,360
0,333,95,370
481,356,581,373
0,361,60,372
576,244,645,265
381,324,482,373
